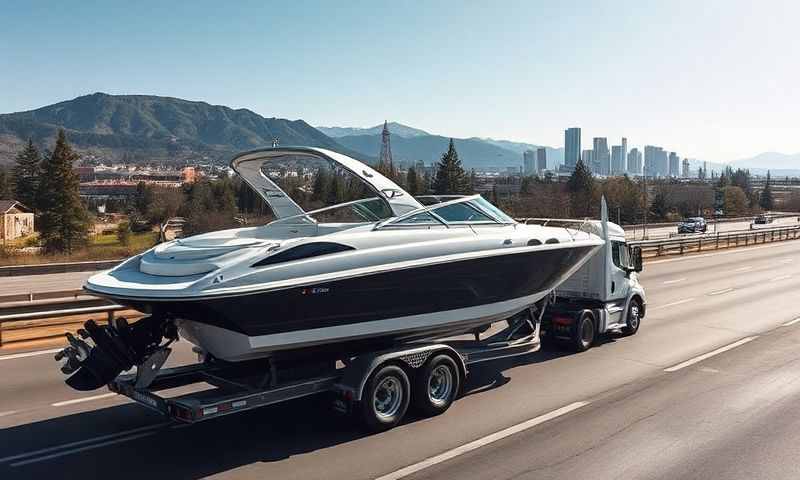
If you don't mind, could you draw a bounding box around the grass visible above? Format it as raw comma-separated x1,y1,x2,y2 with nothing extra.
0,231,159,266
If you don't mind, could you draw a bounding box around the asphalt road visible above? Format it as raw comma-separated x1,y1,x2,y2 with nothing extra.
3,271,96,296
2,240,800,479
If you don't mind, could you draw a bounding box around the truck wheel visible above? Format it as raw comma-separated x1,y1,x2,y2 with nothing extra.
572,313,595,352
413,354,460,417
622,300,642,336
360,364,411,432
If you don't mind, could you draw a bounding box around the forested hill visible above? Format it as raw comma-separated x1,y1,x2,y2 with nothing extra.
0,93,359,165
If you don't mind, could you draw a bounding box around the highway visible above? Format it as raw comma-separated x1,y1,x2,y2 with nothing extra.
2,240,800,479
626,214,799,240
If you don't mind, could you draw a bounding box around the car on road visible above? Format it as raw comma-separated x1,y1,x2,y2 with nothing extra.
754,214,773,224
678,217,707,234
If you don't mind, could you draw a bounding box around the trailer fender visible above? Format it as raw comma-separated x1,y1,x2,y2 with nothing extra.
335,344,467,402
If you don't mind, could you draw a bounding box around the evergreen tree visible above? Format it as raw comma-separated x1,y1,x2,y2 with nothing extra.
432,139,470,195
406,167,419,195
0,167,11,200
566,159,595,217
759,170,774,211
13,139,42,210
37,130,89,254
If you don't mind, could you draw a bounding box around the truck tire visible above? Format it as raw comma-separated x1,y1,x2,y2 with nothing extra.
412,354,460,417
622,300,642,336
572,312,595,352
360,364,411,432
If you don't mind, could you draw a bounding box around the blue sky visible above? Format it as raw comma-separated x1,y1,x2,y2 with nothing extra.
2,0,798,162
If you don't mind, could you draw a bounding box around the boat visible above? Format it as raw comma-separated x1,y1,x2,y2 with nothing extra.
57,147,604,391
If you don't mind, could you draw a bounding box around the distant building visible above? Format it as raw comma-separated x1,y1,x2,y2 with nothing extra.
644,145,668,177
564,127,581,170
536,147,547,173
181,166,197,183
611,145,625,175
581,149,594,172
0,200,34,242
668,152,680,177
593,138,610,175
523,150,536,175
627,148,643,175
621,137,628,172
682,158,690,178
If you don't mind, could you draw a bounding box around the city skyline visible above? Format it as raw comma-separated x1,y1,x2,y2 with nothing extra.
2,1,799,163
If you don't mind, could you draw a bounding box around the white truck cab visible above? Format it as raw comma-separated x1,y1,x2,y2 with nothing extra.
539,198,646,351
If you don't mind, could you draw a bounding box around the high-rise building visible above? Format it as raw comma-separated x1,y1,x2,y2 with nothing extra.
593,138,610,175
644,145,669,177
627,148,643,175
379,120,393,170
668,152,680,177
621,137,628,171
581,149,594,172
536,147,547,173
682,158,690,178
611,145,625,175
564,127,581,170
523,150,536,175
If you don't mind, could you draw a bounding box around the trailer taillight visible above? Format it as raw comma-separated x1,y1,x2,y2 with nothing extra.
553,316,573,326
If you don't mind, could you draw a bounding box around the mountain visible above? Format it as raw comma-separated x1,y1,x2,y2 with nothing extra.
730,152,800,175
0,93,359,165
326,124,562,170
317,122,430,139
335,133,525,169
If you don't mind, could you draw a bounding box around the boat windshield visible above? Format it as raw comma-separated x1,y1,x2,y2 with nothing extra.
256,153,394,225
378,195,516,228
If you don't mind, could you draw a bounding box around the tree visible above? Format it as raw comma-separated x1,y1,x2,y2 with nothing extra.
116,221,132,246
723,186,749,216
566,159,595,217
601,176,643,224
406,167,420,195
37,130,90,254
432,139,470,195
13,139,42,211
759,171,774,211
0,166,11,200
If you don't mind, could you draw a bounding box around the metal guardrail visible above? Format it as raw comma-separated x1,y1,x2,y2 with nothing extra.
629,225,800,257
0,296,126,347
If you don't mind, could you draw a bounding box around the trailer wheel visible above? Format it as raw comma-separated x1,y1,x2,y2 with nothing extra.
572,313,595,352
413,354,460,417
622,300,642,336
360,364,411,432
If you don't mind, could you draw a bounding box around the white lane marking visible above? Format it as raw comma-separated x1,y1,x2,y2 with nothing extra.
0,422,169,464
664,337,757,372
771,274,792,282
51,393,118,407
662,278,686,285
731,265,753,273
781,258,794,263
374,401,589,480
782,318,800,327
0,348,63,361
0,410,18,418
648,298,695,311
11,432,156,467
707,288,734,296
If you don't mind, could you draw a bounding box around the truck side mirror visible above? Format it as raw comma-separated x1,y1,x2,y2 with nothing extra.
632,246,643,272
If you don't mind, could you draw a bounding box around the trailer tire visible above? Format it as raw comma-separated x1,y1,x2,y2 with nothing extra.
622,299,642,336
413,354,460,417
572,312,595,352
360,364,411,432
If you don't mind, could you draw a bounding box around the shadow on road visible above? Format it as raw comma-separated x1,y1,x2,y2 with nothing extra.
0,341,599,479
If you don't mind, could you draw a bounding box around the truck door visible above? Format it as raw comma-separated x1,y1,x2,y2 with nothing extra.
609,240,631,319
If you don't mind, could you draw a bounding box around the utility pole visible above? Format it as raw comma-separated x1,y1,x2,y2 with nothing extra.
642,171,648,240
